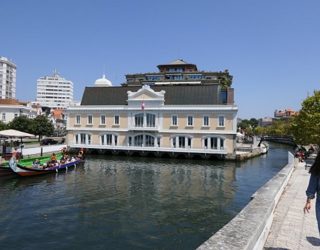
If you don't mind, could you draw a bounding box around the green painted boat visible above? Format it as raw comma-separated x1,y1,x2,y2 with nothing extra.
0,153,62,176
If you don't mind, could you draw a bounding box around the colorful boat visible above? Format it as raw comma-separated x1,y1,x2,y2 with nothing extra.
8,153,84,177
1,153,62,177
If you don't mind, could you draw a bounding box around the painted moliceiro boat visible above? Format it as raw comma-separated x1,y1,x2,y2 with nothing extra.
9,156,84,177
1,154,61,177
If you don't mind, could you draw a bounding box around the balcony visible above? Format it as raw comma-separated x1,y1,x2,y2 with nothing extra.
128,124,160,132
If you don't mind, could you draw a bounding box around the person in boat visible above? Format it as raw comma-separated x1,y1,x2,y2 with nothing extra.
33,159,41,167
11,147,18,161
47,153,58,168
60,153,69,164
77,148,85,160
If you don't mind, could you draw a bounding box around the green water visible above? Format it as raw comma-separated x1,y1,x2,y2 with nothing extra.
0,143,292,249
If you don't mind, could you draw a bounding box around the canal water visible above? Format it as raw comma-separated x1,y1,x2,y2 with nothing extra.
0,143,293,250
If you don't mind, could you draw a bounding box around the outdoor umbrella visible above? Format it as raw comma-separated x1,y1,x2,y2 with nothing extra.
0,129,34,138
0,129,35,158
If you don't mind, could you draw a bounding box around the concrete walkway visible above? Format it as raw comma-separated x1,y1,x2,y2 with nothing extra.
264,162,320,249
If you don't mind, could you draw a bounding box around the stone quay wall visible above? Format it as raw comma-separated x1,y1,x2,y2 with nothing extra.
197,152,295,250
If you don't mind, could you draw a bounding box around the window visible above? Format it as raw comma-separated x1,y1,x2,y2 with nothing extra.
76,115,81,125
114,115,120,125
76,133,91,145
100,115,106,125
146,113,155,127
135,113,144,127
171,115,178,126
101,134,113,145
204,137,224,150
220,138,225,149
179,137,185,148
218,116,225,127
187,116,193,126
145,135,155,147
106,134,112,145
134,135,143,146
172,136,192,148
87,115,93,125
188,138,192,148
2,113,6,121
203,116,209,126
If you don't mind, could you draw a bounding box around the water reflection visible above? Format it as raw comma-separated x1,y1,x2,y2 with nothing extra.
0,143,292,250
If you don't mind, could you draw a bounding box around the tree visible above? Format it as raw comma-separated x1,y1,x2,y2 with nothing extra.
30,115,54,140
266,119,292,136
290,90,320,145
8,116,33,133
0,121,7,131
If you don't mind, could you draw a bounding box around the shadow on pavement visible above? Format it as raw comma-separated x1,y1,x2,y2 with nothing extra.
306,236,320,246
264,248,289,250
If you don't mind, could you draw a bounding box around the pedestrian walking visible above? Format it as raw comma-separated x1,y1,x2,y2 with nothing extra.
304,151,320,233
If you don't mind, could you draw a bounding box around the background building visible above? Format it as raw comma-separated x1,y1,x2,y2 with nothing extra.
36,70,74,109
0,99,37,124
0,56,16,99
66,60,238,159
274,108,298,119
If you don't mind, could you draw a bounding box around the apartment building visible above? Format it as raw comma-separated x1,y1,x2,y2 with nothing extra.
0,56,16,99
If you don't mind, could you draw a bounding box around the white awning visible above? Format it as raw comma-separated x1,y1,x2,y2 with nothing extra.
0,129,35,138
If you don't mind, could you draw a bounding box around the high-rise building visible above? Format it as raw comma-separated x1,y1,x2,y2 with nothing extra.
36,70,74,108
0,56,17,99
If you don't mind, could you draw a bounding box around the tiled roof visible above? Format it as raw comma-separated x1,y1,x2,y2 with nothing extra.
81,85,220,105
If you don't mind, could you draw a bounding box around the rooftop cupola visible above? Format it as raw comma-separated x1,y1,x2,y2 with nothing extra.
94,74,112,87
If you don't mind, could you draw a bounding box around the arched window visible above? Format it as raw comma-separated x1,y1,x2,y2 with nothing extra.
145,135,155,147
204,136,225,150
75,133,91,145
134,135,143,146
172,136,192,148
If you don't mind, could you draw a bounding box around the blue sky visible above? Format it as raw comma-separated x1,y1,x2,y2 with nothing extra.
1,0,319,118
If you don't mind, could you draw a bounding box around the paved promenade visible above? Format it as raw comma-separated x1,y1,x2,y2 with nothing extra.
264,161,320,249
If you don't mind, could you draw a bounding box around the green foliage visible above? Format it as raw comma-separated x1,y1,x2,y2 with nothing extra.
7,115,54,140
290,90,320,145
30,115,54,140
238,118,259,130
254,126,267,135
0,121,7,131
8,116,33,133
266,119,292,136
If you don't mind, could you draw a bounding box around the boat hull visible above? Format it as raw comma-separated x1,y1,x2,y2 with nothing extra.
0,166,14,177
9,159,84,177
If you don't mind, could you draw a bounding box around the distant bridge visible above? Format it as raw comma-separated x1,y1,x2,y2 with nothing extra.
261,136,296,146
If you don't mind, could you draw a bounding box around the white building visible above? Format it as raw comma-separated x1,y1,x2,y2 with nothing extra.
0,99,37,124
66,61,238,159
36,70,74,108
0,56,16,99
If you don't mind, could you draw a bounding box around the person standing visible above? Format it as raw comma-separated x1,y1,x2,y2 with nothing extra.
304,151,320,233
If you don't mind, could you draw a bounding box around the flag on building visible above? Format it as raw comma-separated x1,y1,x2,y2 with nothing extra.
141,101,145,110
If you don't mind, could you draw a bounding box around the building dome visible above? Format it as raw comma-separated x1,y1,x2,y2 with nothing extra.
94,74,112,87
